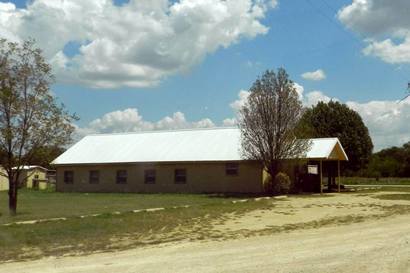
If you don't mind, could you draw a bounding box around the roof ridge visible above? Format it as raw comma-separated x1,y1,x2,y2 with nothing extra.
309,137,338,140
85,126,239,137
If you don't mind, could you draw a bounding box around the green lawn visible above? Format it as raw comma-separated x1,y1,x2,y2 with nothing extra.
342,177,410,185
0,189,249,225
374,193,410,201
0,190,271,261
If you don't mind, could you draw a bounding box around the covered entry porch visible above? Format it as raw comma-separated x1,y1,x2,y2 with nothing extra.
300,138,349,193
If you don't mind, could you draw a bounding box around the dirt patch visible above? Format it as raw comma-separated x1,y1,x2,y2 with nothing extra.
1,214,409,273
1,191,409,271
212,192,410,234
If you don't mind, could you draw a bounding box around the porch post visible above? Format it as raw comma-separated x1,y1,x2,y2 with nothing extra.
320,160,323,194
337,160,341,193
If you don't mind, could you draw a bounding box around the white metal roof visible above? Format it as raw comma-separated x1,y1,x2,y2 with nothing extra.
11,165,48,171
52,128,348,165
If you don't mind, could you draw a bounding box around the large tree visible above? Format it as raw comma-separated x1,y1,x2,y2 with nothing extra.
23,145,66,169
239,68,309,181
0,39,76,215
367,142,410,177
299,101,373,173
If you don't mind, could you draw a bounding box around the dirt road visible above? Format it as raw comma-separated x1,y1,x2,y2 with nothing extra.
1,213,409,273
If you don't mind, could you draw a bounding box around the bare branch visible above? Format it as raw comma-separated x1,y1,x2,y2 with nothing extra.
239,68,310,183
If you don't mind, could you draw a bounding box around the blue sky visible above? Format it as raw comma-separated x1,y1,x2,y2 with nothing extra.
1,0,410,150
57,0,408,124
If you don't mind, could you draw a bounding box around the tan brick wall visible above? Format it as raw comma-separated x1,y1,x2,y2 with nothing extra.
24,169,47,188
55,161,263,193
0,167,8,191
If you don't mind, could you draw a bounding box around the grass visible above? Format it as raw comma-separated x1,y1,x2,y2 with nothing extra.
0,189,249,224
374,194,410,201
342,177,410,185
0,192,272,262
1,187,409,262
344,186,410,194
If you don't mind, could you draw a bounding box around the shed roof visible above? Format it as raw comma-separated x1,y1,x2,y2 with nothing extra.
52,128,348,165
11,165,48,171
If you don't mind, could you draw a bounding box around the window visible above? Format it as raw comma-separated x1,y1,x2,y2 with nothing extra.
89,170,100,184
34,175,39,179
64,171,74,184
174,169,186,184
116,170,127,184
144,169,156,184
226,163,239,176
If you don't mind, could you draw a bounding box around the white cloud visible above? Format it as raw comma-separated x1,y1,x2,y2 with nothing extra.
304,90,335,107
76,108,216,139
346,97,410,150
338,0,410,35
87,108,153,133
301,69,326,81
301,89,410,151
230,89,251,111
227,85,410,150
362,37,410,64
0,0,275,88
75,88,410,151
222,118,237,126
338,0,410,63
293,82,304,100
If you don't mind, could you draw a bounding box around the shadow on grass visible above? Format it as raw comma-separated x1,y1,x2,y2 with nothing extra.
205,193,270,199
373,194,410,201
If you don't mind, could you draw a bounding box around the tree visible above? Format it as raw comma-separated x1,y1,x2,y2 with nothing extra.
366,142,410,177
239,68,310,186
23,145,66,169
299,101,373,173
0,39,76,215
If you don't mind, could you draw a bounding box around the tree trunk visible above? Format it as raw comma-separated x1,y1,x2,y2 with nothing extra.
268,161,279,179
8,179,18,216
267,161,279,194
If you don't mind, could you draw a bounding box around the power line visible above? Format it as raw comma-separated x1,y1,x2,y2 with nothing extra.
398,83,410,103
304,0,364,47
305,0,410,99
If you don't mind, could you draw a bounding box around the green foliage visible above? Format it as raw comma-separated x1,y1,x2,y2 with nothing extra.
273,172,291,194
299,101,373,173
341,177,410,185
0,38,77,214
24,146,66,169
365,142,410,177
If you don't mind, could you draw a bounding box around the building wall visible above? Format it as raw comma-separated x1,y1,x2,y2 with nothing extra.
55,161,263,193
0,167,8,191
25,169,48,189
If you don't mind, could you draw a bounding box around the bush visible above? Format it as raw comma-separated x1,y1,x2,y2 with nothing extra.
273,172,291,194
263,175,273,194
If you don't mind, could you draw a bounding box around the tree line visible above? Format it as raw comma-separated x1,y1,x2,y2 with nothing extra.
365,143,410,178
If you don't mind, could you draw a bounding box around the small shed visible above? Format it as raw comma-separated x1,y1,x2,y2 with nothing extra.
302,138,349,193
0,166,8,191
13,166,49,190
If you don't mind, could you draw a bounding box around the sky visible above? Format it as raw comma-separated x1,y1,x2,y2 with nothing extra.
1,0,410,151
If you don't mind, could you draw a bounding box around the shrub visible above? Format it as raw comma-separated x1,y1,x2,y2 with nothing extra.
273,172,291,194
263,175,274,194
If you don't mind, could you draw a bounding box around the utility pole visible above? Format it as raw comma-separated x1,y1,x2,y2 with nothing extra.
399,82,410,102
